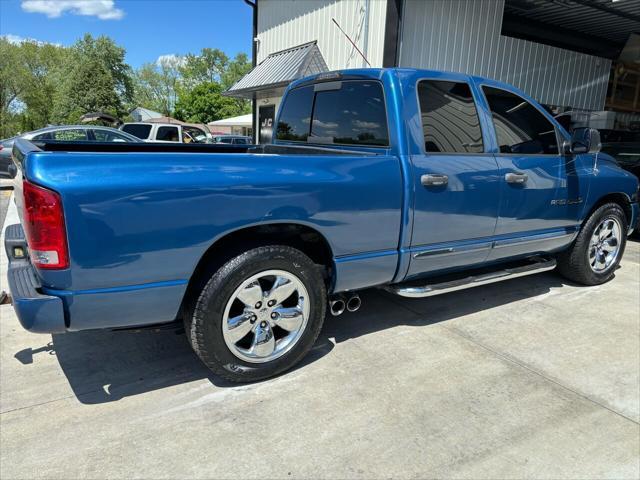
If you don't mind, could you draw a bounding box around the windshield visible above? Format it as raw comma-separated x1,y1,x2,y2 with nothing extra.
183,126,209,144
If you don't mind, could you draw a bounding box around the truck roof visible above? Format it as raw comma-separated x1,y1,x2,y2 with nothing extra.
288,67,525,99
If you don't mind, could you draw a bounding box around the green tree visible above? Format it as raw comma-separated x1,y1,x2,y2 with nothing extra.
178,49,252,117
174,82,244,123
0,38,68,136
180,48,229,87
133,59,181,117
53,34,133,123
221,52,251,90
19,42,69,130
0,39,25,137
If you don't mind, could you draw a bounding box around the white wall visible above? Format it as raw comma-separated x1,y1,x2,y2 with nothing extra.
257,0,388,69
399,0,611,110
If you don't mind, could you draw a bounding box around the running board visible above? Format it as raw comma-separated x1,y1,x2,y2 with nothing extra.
384,257,557,298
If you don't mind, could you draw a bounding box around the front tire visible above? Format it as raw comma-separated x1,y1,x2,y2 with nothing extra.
557,203,628,285
187,245,326,382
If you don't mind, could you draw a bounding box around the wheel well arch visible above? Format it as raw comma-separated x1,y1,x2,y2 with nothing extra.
180,222,335,317
585,192,632,226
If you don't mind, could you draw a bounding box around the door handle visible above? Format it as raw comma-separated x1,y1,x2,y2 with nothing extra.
421,174,448,187
505,172,528,184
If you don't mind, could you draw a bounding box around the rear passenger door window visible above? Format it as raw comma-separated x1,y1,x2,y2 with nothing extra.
92,130,131,142
482,86,558,155
417,80,483,153
156,126,180,142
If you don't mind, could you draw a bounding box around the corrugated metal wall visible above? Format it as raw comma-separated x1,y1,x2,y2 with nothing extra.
257,0,387,70
399,0,612,110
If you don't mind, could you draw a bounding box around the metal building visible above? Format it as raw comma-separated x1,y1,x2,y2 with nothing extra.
227,0,640,142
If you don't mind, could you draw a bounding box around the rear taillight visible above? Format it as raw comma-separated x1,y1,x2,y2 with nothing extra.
22,180,69,269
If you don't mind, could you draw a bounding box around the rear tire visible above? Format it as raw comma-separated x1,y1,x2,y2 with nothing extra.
187,245,326,382
557,203,627,285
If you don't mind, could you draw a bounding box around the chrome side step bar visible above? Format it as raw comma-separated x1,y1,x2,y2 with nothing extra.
384,257,557,298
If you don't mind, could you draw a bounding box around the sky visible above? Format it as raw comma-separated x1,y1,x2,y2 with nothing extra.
0,0,253,67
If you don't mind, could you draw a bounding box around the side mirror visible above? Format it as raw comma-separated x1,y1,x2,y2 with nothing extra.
0,163,17,179
571,127,601,154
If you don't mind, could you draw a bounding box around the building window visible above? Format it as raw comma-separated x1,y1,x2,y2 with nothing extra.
482,86,559,155
417,80,484,153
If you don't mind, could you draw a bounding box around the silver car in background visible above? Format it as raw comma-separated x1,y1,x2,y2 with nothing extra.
0,125,141,178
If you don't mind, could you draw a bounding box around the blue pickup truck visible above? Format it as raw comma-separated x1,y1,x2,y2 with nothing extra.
5,68,639,382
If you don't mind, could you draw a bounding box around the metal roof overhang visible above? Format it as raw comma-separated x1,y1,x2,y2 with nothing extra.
503,0,640,60
224,41,329,99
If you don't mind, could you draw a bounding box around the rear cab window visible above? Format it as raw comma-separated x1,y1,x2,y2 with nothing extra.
276,80,389,147
122,124,152,140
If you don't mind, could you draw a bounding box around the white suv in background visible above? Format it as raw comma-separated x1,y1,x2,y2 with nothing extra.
120,123,212,144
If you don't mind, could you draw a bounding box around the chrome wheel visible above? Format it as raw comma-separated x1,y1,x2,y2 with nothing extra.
222,269,310,363
588,217,622,273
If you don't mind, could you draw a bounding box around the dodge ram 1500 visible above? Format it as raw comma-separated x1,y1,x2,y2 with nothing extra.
5,68,639,382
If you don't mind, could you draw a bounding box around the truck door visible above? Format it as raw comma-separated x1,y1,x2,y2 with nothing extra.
407,79,501,279
479,85,588,261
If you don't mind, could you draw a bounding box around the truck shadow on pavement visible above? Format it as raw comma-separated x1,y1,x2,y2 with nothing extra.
15,271,582,404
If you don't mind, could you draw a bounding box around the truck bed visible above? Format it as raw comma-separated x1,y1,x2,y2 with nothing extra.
29,140,378,156
9,137,402,332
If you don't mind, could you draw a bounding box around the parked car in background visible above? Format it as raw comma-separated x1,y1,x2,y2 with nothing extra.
601,139,640,234
0,126,140,178
120,123,211,144
5,68,639,383
212,135,252,145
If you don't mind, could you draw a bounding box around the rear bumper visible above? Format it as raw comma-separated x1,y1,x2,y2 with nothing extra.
4,224,66,333
4,223,186,333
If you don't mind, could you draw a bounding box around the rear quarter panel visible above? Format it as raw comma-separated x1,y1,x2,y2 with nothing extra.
24,150,403,292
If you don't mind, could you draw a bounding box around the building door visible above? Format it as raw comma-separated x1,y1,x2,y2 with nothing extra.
259,105,275,144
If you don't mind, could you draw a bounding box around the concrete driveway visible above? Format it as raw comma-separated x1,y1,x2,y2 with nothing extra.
1,195,639,479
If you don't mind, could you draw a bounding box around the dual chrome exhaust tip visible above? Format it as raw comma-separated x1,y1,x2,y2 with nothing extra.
329,293,361,316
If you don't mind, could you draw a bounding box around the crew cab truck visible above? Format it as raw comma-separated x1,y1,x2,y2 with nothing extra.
5,68,639,382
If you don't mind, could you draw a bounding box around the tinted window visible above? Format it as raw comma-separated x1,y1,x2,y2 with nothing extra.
310,81,388,146
418,80,483,153
122,124,152,139
483,87,558,155
156,126,180,142
276,86,314,142
217,137,233,144
233,138,248,144
32,132,52,140
276,81,389,146
92,129,133,142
